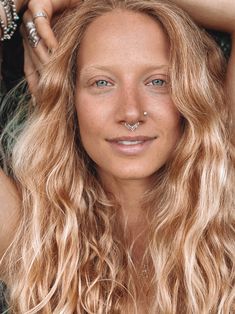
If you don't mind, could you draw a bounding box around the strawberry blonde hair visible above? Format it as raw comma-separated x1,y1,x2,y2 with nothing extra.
1,0,234,313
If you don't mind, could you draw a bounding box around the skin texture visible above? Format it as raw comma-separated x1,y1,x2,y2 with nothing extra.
0,0,234,259
17,0,235,131
75,10,181,221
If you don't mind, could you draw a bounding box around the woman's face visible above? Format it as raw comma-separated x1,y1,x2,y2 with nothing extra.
75,10,181,184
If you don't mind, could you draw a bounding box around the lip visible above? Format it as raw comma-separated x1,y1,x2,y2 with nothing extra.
106,136,157,155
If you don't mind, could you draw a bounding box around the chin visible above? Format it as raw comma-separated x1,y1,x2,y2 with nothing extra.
109,167,158,181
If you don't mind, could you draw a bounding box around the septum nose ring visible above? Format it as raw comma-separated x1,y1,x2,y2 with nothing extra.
124,111,148,131
124,122,140,132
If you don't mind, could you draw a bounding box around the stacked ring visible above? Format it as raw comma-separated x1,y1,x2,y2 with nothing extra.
25,21,40,48
33,12,48,22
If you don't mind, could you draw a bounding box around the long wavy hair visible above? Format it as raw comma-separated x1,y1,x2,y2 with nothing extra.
1,0,234,313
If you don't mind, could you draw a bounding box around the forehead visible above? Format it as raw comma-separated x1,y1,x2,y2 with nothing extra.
78,9,170,70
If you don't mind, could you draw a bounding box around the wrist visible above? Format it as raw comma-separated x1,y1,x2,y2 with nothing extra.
15,0,27,12
70,0,82,7
51,0,70,12
52,0,80,11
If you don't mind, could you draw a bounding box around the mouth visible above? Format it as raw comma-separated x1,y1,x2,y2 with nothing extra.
108,136,157,142
116,140,145,145
106,136,157,155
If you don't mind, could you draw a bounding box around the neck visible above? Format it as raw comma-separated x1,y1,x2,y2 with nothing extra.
99,174,151,240
99,174,154,286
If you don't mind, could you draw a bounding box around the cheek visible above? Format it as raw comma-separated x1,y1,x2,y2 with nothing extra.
75,90,113,124
75,94,109,154
151,96,181,131
165,110,182,143
76,107,96,147
76,93,97,129
75,107,100,162
155,101,182,153
167,110,181,133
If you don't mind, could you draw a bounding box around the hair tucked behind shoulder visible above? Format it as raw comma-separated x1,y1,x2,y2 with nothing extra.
0,0,234,313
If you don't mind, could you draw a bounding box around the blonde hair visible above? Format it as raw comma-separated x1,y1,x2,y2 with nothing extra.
1,0,234,313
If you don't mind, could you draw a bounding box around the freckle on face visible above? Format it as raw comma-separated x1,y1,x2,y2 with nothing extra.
75,10,181,185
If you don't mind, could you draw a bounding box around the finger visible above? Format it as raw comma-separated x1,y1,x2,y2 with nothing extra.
23,32,42,72
22,11,51,64
27,0,58,50
23,40,40,95
21,23,49,65
32,15,58,50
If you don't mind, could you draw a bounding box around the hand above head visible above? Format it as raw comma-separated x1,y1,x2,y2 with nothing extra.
23,0,73,51
21,0,81,93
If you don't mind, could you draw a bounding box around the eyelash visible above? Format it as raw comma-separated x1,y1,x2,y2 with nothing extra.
93,80,112,87
92,78,167,88
147,79,166,87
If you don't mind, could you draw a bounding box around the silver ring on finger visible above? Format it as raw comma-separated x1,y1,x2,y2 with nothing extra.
25,21,41,48
33,11,48,22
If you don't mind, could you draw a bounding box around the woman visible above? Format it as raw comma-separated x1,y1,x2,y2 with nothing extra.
0,0,234,313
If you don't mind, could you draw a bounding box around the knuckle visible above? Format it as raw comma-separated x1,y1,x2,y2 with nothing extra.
23,10,32,22
28,1,37,11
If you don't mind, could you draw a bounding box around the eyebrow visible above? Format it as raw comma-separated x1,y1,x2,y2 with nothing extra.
78,64,170,77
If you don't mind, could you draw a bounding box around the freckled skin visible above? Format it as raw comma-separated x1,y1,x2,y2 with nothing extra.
75,10,181,186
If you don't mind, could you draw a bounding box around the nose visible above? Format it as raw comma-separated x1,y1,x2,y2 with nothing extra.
116,85,144,125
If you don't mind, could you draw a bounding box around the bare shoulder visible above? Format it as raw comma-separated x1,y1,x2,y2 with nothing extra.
0,168,20,258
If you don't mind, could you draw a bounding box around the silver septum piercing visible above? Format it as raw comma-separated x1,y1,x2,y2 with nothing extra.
124,122,140,132
124,112,148,131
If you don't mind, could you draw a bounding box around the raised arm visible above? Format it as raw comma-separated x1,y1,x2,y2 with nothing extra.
172,0,235,31
1,0,82,93
172,0,235,140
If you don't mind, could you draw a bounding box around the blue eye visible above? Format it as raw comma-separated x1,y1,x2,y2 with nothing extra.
95,80,110,87
150,79,166,86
